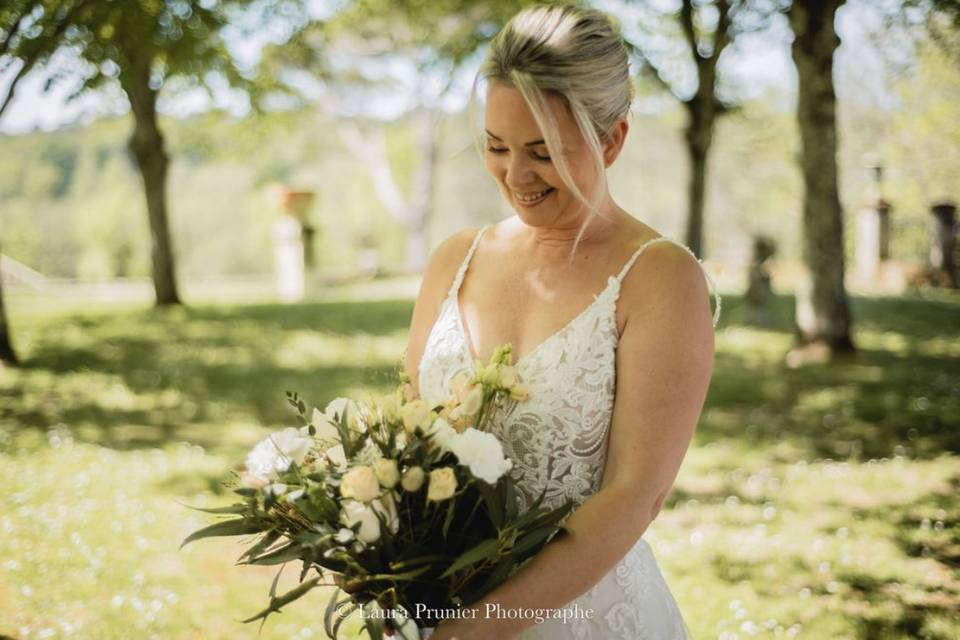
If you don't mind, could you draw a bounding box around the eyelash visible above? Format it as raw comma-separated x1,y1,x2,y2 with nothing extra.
486,146,552,162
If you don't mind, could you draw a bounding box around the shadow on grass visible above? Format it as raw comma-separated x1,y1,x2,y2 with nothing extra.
4,292,959,460
701,293,960,459
2,299,414,452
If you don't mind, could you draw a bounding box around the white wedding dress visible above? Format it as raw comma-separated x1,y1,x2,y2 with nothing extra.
417,225,720,640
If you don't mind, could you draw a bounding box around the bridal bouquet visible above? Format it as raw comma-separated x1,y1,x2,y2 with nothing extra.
181,345,572,639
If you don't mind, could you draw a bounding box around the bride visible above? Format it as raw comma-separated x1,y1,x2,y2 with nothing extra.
403,5,719,639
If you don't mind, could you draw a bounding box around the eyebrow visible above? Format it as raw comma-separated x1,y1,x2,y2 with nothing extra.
485,130,546,146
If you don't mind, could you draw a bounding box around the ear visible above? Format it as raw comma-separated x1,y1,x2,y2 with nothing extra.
602,118,629,168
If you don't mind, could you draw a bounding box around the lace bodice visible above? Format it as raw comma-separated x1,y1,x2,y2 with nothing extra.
418,224,720,516
417,224,716,639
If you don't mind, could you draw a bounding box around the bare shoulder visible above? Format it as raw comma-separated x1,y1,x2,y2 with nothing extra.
618,237,713,336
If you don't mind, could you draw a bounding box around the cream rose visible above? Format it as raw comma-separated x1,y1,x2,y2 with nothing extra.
341,465,380,503
400,466,425,492
399,399,434,433
375,459,400,489
427,467,457,502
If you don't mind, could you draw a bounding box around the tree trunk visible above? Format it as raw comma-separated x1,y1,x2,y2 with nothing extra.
120,59,181,306
683,103,713,258
788,0,854,352
0,250,18,366
404,108,440,273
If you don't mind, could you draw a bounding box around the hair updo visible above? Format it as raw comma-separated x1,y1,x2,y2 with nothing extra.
473,3,634,254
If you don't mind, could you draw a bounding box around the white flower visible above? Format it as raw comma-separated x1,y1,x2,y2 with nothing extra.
447,428,513,484
400,466,425,492
311,408,340,441
339,495,399,543
341,465,380,503
450,372,474,402
375,459,400,489
399,399,434,433
325,444,348,471
427,468,457,502
325,397,365,433
449,385,483,421
340,499,381,543
377,391,402,422
244,427,314,482
265,482,287,497
427,418,458,451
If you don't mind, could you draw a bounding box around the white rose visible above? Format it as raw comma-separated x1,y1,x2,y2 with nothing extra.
399,399,434,433
340,499,381,543
447,428,513,484
339,495,399,544
341,465,380,503
311,408,340,441
427,467,457,502
375,459,400,489
244,427,314,481
401,466,425,492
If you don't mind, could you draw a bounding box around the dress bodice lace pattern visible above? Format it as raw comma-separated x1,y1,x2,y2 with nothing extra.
418,225,719,639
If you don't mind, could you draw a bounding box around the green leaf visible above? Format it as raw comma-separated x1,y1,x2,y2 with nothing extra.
510,527,555,558
184,502,254,515
439,538,500,579
180,518,268,549
241,576,322,624
475,482,503,530
245,541,305,566
238,529,282,563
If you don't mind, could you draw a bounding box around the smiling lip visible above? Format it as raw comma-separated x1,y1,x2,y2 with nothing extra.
513,188,554,207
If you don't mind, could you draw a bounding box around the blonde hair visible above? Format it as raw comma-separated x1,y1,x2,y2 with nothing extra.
473,4,633,259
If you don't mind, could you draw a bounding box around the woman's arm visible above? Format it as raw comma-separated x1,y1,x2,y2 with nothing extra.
431,244,716,640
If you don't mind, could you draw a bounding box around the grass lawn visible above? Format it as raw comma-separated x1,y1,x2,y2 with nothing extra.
1,282,958,639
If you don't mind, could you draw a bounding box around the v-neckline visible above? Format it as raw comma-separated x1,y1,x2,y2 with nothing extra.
453,275,619,371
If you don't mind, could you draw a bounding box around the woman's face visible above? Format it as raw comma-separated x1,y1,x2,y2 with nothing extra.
483,81,600,227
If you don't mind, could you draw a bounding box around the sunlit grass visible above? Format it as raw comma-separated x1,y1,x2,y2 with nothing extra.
2,283,958,639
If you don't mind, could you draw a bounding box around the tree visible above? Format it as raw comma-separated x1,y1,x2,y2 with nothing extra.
263,0,525,271
787,0,854,353
0,0,297,304
623,0,779,258
0,252,17,366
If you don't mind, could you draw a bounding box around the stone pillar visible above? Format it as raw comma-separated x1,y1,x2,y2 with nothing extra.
272,187,316,302
855,162,892,281
746,235,777,327
930,202,958,288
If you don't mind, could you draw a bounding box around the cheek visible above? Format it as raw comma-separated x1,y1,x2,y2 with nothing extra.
484,155,507,183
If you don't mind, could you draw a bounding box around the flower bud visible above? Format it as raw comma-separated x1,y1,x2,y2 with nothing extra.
375,459,400,489
427,467,457,502
401,466,425,492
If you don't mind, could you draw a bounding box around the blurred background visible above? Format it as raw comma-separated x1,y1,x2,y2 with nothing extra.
0,0,958,638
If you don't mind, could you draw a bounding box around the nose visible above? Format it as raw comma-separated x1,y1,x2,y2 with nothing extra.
504,154,538,189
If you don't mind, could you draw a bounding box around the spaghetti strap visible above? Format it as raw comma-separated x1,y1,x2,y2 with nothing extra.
615,237,722,328
446,225,493,300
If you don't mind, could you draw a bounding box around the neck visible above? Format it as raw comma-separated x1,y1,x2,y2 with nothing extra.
523,199,626,253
